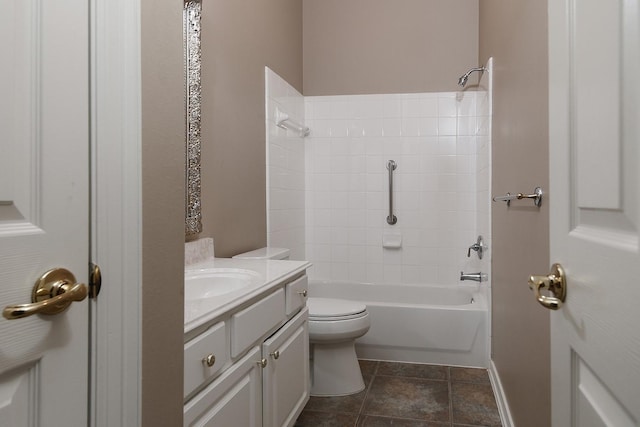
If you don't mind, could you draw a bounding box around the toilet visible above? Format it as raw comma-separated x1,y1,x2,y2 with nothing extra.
305,297,370,396
233,247,371,396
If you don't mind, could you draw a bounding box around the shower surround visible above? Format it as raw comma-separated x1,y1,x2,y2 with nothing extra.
266,66,493,366
265,67,492,286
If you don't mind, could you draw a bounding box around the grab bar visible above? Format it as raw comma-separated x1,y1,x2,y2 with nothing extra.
386,160,397,225
492,187,543,207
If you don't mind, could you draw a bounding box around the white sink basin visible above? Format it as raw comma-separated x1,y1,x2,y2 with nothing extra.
185,268,263,300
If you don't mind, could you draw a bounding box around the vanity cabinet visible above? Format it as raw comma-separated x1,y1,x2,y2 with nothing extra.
184,273,309,427
262,307,309,427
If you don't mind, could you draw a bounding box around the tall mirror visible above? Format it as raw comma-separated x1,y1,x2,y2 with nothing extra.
184,0,202,235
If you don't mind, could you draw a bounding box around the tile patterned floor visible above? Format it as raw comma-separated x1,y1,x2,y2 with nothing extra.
295,360,502,427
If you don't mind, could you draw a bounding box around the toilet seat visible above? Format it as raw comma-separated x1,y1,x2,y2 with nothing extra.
307,297,367,321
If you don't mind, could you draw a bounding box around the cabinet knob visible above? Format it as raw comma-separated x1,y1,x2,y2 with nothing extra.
270,350,280,360
202,354,216,367
257,358,268,368
297,290,308,297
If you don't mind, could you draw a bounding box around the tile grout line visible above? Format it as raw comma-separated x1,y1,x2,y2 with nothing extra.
448,366,454,427
373,374,450,382
354,360,378,426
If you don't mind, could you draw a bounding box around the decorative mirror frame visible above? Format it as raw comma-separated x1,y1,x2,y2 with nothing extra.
184,0,203,235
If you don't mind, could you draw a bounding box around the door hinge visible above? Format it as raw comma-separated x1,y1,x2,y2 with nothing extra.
89,263,102,299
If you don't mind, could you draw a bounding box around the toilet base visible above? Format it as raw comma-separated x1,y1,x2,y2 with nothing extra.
310,342,364,396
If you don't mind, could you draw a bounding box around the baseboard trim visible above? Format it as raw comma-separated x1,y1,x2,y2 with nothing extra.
489,360,514,427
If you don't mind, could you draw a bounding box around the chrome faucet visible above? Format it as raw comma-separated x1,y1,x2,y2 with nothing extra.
460,272,488,283
458,66,486,87
467,235,486,259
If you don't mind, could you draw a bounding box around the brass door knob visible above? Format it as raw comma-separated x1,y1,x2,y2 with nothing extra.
3,268,88,320
270,350,280,359
528,263,567,310
257,358,267,368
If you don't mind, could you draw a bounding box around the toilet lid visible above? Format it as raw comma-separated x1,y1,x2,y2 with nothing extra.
307,297,366,319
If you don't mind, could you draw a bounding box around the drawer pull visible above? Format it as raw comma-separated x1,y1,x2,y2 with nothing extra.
202,354,216,367
297,290,308,297
270,350,280,360
257,358,268,368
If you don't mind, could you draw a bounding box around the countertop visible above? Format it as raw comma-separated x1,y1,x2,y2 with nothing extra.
184,257,311,335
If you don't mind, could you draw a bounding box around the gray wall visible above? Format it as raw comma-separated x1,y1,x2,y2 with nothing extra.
303,0,479,95
141,0,185,424
199,0,303,257
201,0,480,257
479,1,551,426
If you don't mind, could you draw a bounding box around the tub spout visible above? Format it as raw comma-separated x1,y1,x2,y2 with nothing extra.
460,272,488,283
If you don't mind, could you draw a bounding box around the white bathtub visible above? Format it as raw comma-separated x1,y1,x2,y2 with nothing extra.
308,280,489,368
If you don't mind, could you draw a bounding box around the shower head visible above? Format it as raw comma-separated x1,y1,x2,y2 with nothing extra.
457,66,486,87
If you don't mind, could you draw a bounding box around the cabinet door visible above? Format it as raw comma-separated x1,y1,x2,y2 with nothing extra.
262,307,310,427
184,347,263,427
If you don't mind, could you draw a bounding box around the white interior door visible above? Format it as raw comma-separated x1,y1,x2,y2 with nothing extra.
0,0,90,425
548,0,640,425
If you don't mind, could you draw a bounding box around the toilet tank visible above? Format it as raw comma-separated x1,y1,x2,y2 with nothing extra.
232,247,290,260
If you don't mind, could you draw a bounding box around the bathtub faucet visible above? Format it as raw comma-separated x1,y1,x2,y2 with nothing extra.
467,235,486,259
460,272,488,283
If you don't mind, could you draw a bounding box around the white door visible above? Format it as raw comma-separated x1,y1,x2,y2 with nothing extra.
548,0,640,425
0,0,90,425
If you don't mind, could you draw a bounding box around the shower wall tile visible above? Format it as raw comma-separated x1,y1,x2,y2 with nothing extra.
438,117,457,135
265,70,492,287
473,59,493,303
265,68,306,260
438,96,458,117
305,91,489,285
457,92,478,117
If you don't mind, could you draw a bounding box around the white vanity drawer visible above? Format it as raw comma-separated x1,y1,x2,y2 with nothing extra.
230,288,285,358
184,321,228,398
184,346,262,427
285,275,308,316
